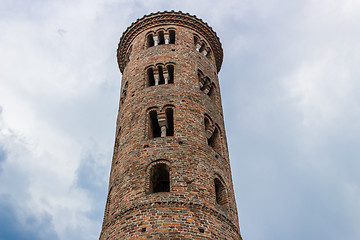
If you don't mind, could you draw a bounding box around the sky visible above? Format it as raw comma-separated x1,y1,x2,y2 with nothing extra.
0,0,360,239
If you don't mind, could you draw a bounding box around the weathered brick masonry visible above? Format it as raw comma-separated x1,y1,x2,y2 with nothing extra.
100,11,243,240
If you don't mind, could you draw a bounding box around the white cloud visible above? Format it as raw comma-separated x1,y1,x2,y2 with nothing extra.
1,0,360,239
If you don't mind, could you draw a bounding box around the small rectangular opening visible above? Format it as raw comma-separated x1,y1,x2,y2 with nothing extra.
169,30,175,44
165,108,174,136
147,68,155,86
149,110,161,138
167,65,174,84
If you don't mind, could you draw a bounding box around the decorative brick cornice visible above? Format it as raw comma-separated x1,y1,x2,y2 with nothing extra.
117,11,223,73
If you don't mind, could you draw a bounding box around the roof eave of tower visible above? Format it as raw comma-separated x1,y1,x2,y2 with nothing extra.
117,10,223,73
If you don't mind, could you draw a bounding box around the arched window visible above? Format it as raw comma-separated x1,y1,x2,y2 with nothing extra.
147,68,155,86
199,41,206,53
147,34,154,47
208,125,222,154
148,107,174,138
150,163,170,193
214,178,227,206
198,69,216,103
194,35,212,59
204,115,222,154
169,30,175,44
147,63,175,87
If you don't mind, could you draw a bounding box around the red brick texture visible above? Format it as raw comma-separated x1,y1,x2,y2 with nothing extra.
100,11,243,240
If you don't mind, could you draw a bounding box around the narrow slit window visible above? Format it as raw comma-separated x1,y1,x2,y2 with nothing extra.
150,164,170,193
147,68,155,86
208,84,216,102
206,47,211,58
194,35,199,45
147,34,154,47
208,126,222,153
169,30,175,44
198,70,204,89
149,110,161,138
158,31,165,45
194,35,200,51
167,65,174,84
199,42,206,53
204,116,211,132
214,178,227,206
165,108,174,136
202,77,211,92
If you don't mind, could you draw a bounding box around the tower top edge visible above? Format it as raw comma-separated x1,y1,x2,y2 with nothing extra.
117,11,223,73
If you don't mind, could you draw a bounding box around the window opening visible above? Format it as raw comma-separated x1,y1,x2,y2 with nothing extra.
169,30,175,44
147,68,155,86
208,126,222,153
214,178,227,205
149,110,161,138
150,163,170,193
165,108,174,136
147,34,154,47
208,84,216,102
167,65,174,84
202,77,211,93
194,35,199,45
158,31,165,45
198,70,204,88
158,66,165,85
205,47,211,57
199,42,206,53
204,116,211,132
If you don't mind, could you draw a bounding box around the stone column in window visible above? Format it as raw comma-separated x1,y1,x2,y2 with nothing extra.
153,35,159,46
157,112,168,138
195,43,202,51
163,69,169,84
202,77,211,94
164,33,169,44
154,68,160,85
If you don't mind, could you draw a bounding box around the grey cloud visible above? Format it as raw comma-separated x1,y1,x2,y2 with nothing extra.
0,194,59,240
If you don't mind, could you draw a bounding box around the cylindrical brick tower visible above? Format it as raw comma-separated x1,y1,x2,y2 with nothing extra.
100,11,242,239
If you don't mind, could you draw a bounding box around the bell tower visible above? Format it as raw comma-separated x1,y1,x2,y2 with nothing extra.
100,11,243,239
